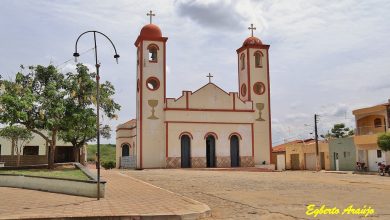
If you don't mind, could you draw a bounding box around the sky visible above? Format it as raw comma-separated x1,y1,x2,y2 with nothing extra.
0,0,389,146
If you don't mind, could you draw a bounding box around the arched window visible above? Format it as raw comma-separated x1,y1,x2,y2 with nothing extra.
147,44,159,62
122,143,130,157
240,53,245,70
374,118,382,128
254,51,263,68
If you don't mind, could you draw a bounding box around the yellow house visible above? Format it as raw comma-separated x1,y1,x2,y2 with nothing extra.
353,101,390,171
284,139,330,170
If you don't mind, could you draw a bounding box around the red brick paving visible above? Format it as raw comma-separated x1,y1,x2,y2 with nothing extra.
0,169,210,219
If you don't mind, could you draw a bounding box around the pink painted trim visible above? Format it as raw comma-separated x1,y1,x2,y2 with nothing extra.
179,131,194,140
204,132,218,140
228,132,243,140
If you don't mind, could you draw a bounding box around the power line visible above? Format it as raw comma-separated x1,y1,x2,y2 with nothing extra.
55,47,95,69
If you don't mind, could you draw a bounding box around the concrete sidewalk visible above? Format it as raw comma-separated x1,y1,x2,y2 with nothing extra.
0,169,210,220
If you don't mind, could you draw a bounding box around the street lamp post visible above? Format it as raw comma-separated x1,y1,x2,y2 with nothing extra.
73,31,119,200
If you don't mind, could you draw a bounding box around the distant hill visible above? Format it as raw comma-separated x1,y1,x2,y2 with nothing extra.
87,144,115,162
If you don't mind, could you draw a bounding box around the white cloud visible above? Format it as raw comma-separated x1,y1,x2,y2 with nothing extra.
1,0,389,144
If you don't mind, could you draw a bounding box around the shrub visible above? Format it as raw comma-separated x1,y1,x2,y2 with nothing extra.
101,160,116,170
378,133,390,151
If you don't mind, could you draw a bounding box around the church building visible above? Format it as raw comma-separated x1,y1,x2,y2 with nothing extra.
116,12,272,169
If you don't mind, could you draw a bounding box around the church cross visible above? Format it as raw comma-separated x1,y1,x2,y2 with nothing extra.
248,23,256,37
206,73,213,83
147,10,155,24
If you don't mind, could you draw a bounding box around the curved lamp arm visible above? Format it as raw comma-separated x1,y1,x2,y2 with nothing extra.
73,30,120,63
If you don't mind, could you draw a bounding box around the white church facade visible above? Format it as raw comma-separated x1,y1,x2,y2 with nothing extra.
116,15,272,169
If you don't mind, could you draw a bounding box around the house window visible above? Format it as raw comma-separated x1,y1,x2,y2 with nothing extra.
23,146,39,155
343,152,350,158
147,44,159,62
254,51,263,68
374,118,382,128
240,53,245,70
377,150,382,158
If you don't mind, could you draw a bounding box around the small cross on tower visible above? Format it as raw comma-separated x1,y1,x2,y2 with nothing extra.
147,10,155,24
206,73,213,83
248,23,256,37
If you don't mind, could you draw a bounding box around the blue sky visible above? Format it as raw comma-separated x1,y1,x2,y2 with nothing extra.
1,0,389,145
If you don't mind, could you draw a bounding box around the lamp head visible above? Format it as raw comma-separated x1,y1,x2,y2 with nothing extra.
73,52,80,62
114,54,120,64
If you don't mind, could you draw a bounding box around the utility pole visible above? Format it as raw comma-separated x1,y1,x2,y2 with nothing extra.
314,114,320,171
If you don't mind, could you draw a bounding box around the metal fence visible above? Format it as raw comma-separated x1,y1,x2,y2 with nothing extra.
120,156,136,169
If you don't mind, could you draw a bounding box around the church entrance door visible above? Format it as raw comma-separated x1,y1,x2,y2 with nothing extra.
181,135,191,168
206,135,216,167
230,135,240,167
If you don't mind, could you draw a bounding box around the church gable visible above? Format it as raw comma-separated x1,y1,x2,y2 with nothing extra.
165,83,253,111
190,83,233,109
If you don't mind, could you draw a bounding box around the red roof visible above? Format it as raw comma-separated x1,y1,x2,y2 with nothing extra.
243,36,262,46
272,139,315,152
272,145,286,153
140,24,162,38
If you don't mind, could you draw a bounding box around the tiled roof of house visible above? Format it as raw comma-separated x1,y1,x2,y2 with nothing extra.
272,138,316,152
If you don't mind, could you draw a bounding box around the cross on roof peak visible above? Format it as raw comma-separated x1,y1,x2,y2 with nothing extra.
147,10,155,24
206,73,213,83
248,24,256,37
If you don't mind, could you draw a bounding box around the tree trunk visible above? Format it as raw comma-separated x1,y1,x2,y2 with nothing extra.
46,140,50,168
48,130,57,169
11,139,15,156
73,147,80,163
80,145,86,165
16,140,20,167
16,152,21,167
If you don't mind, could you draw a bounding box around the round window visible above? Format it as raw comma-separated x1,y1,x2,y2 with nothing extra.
146,77,160,91
253,82,265,95
240,84,247,97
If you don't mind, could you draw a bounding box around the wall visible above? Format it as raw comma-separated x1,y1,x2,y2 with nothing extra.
0,155,47,167
0,131,72,156
328,137,356,171
167,123,253,168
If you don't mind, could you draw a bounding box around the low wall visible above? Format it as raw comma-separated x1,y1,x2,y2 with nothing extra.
0,163,105,198
0,155,47,167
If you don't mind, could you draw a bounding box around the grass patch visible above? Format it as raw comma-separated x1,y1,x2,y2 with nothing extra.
87,144,116,162
0,168,90,181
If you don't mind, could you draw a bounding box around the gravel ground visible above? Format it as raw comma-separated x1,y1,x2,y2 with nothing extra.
121,169,390,220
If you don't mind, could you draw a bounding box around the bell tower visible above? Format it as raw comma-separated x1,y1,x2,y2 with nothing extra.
237,24,272,165
134,11,168,168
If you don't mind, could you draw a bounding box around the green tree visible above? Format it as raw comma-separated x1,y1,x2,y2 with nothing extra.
0,64,120,168
321,123,354,139
0,65,68,168
58,64,119,161
378,133,390,151
0,126,33,166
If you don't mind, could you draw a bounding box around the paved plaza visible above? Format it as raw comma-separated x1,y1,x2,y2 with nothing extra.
123,169,390,220
0,169,210,219
2,168,390,219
